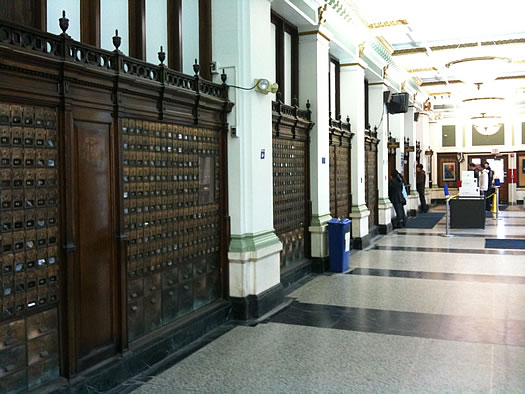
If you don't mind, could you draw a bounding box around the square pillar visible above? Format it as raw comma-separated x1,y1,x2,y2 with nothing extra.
340,61,370,248
369,82,392,234
212,0,283,320
404,107,419,216
298,29,331,269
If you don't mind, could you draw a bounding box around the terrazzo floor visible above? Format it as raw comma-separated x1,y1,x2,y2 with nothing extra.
130,206,525,393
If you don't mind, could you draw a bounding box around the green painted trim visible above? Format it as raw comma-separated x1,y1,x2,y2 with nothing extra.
311,213,332,227
229,230,281,253
378,198,393,208
351,204,369,214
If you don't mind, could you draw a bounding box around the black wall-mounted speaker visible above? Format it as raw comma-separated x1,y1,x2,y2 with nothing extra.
387,92,409,114
383,91,393,104
414,112,420,122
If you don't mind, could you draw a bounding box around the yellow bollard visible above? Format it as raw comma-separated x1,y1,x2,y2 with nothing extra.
491,194,497,214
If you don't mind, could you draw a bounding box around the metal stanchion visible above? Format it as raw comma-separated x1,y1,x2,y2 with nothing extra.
495,187,501,220
441,196,454,237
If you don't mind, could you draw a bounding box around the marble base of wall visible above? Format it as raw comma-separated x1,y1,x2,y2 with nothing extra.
349,204,370,250
228,231,284,320
407,192,419,217
378,198,393,234
309,213,331,259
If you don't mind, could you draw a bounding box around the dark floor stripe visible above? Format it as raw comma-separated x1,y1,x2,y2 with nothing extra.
435,223,525,227
373,245,525,255
268,301,525,347
347,267,525,285
394,231,525,239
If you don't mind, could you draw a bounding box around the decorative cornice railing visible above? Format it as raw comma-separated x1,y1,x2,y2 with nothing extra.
329,113,353,146
365,127,379,142
272,97,314,139
0,15,227,99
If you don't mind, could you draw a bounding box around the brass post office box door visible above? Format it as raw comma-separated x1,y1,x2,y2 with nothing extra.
0,344,26,377
27,357,59,391
0,319,25,351
128,299,144,342
144,292,161,332
0,368,26,393
161,288,178,323
27,332,58,365
26,308,57,340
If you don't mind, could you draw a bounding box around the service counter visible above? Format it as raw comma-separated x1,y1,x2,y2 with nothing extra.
450,197,486,229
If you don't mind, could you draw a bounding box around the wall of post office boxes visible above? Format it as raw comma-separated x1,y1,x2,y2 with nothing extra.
365,137,379,228
272,136,307,270
0,103,60,392
121,119,222,342
329,143,351,219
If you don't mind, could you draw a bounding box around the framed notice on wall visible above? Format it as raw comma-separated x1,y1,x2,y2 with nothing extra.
442,162,456,181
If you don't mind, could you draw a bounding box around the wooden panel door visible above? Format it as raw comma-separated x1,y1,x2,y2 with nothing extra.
73,120,118,370
468,154,509,204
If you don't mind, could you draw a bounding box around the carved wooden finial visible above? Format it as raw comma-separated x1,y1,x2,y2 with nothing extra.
220,69,228,84
193,59,200,76
59,10,69,34
158,46,166,65
112,29,121,51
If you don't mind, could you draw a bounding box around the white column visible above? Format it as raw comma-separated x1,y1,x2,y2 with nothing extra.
405,107,418,215
212,0,282,318
418,114,432,203
368,82,392,233
298,29,331,261
340,61,369,244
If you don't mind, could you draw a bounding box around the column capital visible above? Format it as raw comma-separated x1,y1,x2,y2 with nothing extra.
298,26,332,43
340,58,367,71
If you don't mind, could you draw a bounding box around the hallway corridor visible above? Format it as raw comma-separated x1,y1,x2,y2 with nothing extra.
131,208,525,393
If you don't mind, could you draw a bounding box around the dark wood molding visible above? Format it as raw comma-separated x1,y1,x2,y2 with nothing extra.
271,11,299,103
199,0,212,80
0,0,47,30
128,0,146,60
80,0,100,46
329,56,340,117
167,0,182,71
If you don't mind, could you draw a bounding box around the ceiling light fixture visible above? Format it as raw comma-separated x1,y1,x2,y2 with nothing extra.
462,96,505,116
445,56,511,85
471,112,502,136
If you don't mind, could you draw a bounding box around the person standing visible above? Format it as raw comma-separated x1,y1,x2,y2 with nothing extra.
479,166,490,209
389,170,407,228
484,162,494,211
416,164,428,213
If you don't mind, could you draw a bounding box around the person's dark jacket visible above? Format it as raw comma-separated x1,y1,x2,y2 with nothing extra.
486,167,494,190
389,173,405,205
416,170,426,191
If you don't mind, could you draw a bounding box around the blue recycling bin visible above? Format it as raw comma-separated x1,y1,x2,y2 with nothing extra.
327,218,351,272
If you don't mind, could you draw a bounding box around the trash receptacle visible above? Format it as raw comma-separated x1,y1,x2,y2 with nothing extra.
327,218,351,273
